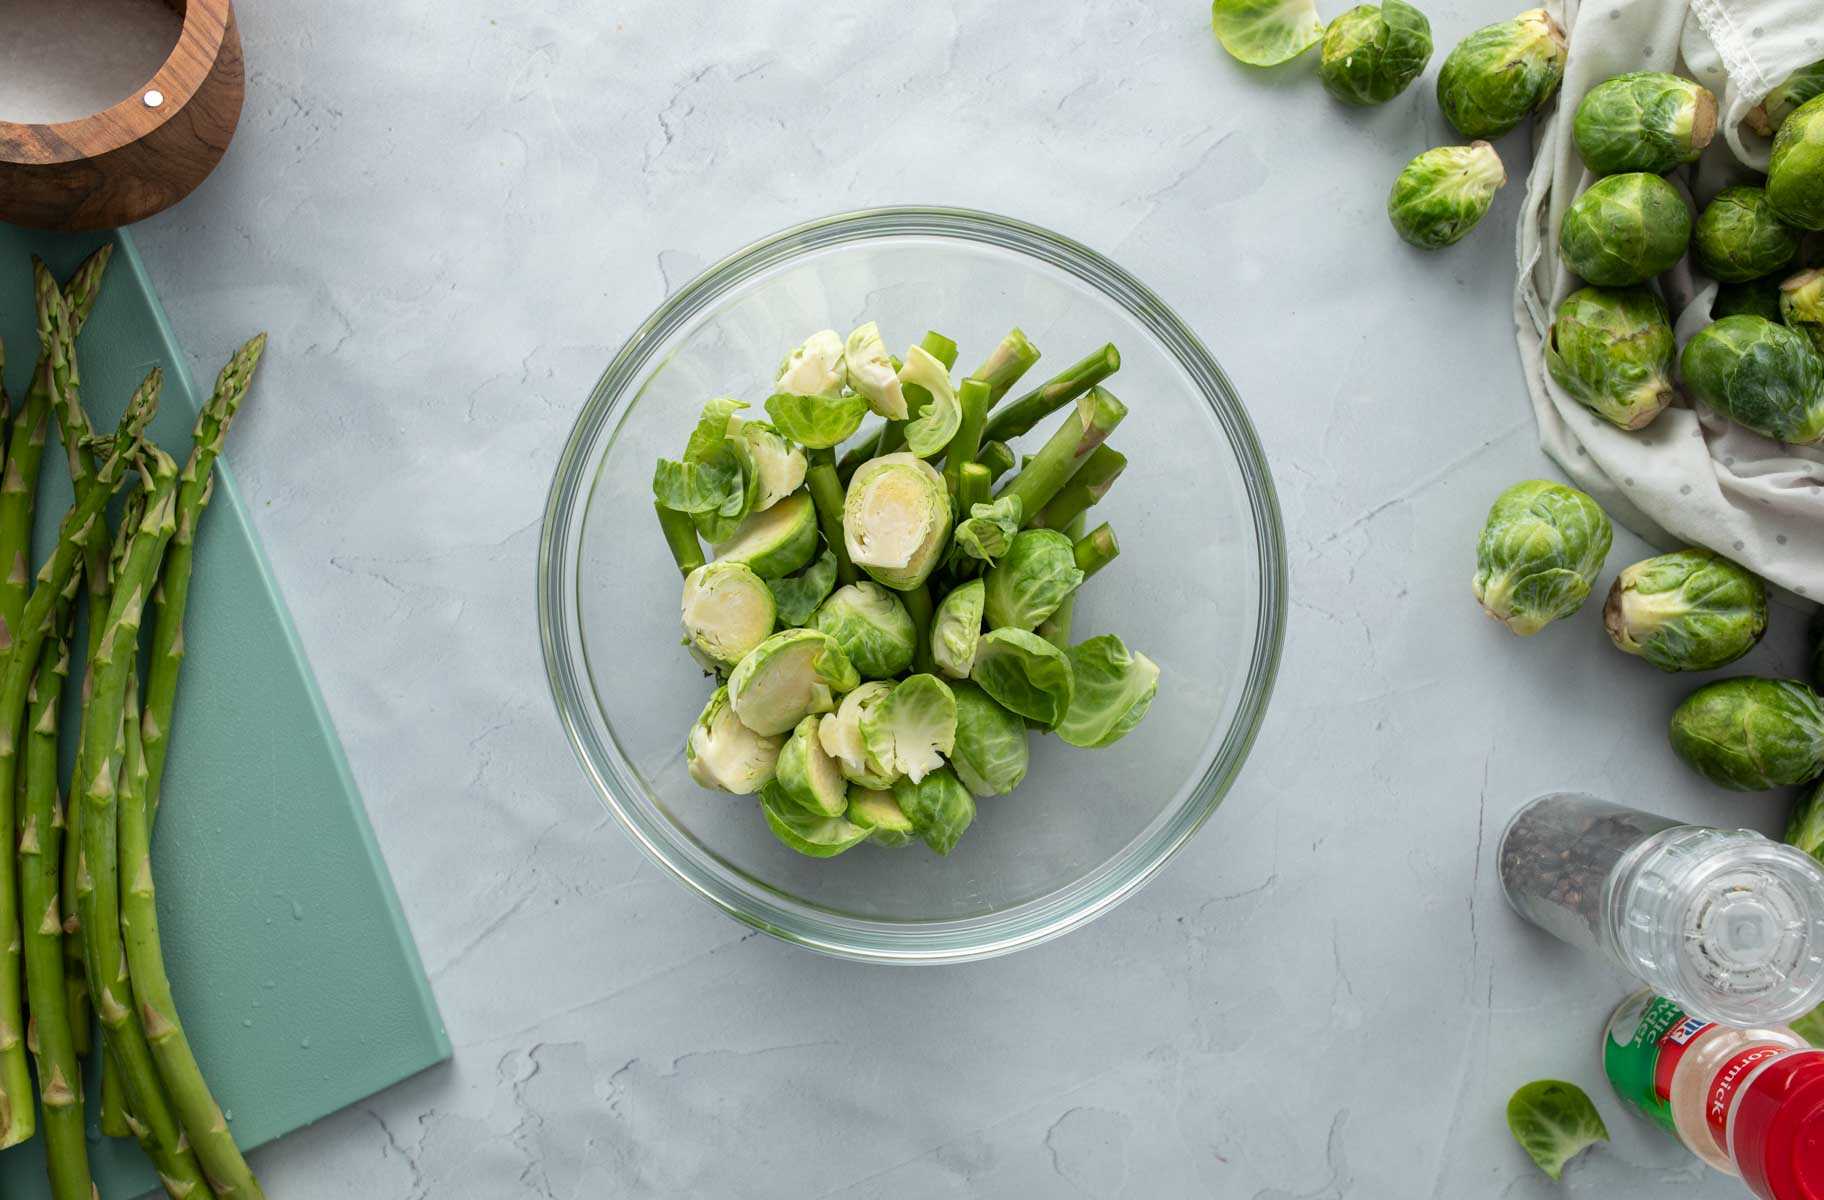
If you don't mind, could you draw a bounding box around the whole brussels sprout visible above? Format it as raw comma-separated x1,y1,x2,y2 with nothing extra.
1210,0,1324,67
1473,480,1612,636
891,766,977,856
1436,8,1567,140
843,452,952,591
859,674,957,785
1714,276,1787,322
1319,0,1433,106
983,529,1085,631
1573,72,1717,177
1782,268,1824,355
727,628,859,736
1679,315,1824,444
1559,173,1692,287
1603,549,1767,672
807,582,917,679
1544,286,1676,430
1057,635,1160,749
759,781,869,859
680,560,776,669
1387,142,1507,250
1750,60,1824,137
685,686,782,795
948,682,1029,798
1768,94,1824,231
971,628,1076,726
1692,187,1801,283
1669,677,1824,791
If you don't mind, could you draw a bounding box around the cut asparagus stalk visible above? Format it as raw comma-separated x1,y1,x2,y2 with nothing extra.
957,462,991,517
980,343,1119,444
901,583,937,676
942,379,991,496
1037,514,1088,651
1032,446,1127,530
803,448,856,585
654,502,705,576
1073,522,1120,579
996,388,1128,525
966,328,1040,406
976,440,1016,486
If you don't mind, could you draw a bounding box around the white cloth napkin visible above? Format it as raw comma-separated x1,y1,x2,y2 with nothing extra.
1515,0,1824,601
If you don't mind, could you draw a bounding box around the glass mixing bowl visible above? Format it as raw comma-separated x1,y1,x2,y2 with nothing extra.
540,207,1285,963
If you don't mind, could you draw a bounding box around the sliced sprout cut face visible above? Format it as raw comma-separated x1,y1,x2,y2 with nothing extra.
727,629,859,737
686,686,783,795
843,453,951,590
776,329,848,398
738,421,808,510
681,560,777,668
818,681,898,789
844,321,907,419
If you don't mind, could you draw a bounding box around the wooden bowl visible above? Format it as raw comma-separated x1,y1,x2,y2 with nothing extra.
0,0,244,231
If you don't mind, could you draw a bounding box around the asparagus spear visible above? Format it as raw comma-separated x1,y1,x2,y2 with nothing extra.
976,440,1016,487
980,343,1120,445
1037,514,1087,651
2,263,72,651
901,583,937,676
1073,522,1120,579
803,448,856,586
1032,446,1127,530
942,379,991,496
654,503,705,576
996,388,1128,524
957,462,991,516
966,328,1041,406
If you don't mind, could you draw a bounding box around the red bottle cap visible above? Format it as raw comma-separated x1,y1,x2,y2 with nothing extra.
1731,1049,1824,1200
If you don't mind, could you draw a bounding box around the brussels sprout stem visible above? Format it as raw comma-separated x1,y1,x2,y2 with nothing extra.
997,387,1129,524
943,379,992,495
1073,522,1120,579
976,440,1016,486
901,583,937,675
966,328,1041,406
804,449,857,585
980,343,1120,444
957,462,991,516
655,502,706,576
1033,446,1127,529
1037,514,1087,652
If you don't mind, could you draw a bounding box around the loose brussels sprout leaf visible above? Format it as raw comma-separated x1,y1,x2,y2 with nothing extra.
847,787,916,847
738,420,808,511
1680,315,1824,444
1505,1080,1609,1181
652,455,742,515
1473,480,1612,636
1573,72,1716,177
983,529,1084,631
1715,276,1786,321
1769,95,1824,231
1789,778,1824,863
763,391,869,449
727,629,859,736
689,434,762,545
1435,8,1566,139
1603,549,1767,673
860,673,958,785
775,329,848,399
1387,142,1506,250
1058,635,1160,749
1669,677,1824,791
843,453,952,591
949,681,1030,797
818,681,898,788
931,580,987,679
1558,173,1692,287
713,491,819,578
1210,0,1323,67
1750,59,1824,137
1318,0,1432,107
1782,268,1824,356
684,396,749,464
1544,286,1675,430
807,582,917,679
763,548,838,627
774,716,850,817
949,495,1024,570
1693,186,1801,283
759,781,869,858
844,322,907,419
891,766,977,856
681,560,777,669
899,345,962,458
971,628,1075,726
685,686,782,795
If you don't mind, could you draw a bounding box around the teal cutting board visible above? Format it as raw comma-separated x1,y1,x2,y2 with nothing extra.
0,227,450,1196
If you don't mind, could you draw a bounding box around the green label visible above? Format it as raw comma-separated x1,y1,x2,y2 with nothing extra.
1603,994,1712,1138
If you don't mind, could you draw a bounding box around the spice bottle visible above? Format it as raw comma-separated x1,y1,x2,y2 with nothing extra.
1500,793,1824,1025
1605,991,1824,1198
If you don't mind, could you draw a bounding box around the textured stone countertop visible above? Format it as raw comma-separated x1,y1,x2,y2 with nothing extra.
130,1,1803,1195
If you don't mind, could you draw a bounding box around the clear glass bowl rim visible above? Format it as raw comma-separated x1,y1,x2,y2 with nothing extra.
538,205,1287,964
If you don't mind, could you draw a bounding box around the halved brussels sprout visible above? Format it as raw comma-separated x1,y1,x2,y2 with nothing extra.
681,560,776,669
763,548,838,627
1473,480,1612,636
1693,187,1801,283
859,673,957,785
847,787,916,847
818,681,898,789
1782,268,1824,355
1669,677,1824,791
1544,286,1675,430
1769,95,1824,231
1679,315,1824,444
948,495,1023,571
899,345,961,458
971,628,1075,726
727,629,859,736
713,490,818,578
763,391,868,450
1750,60,1824,138
844,322,907,419
1559,173,1692,287
891,766,977,856
843,453,952,591
1319,0,1432,107
1715,276,1786,321
775,329,847,398
686,686,782,795
807,582,917,679
759,781,869,858
1603,549,1767,672
1058,635,1160,749
1436,8,1566,139
931,580,987,679
949,681,1030,797
1573,72,1716,177
774,715,850,817
983,528,1085,630
1387,142,1506,250
1210,0,1323,67
737,420,808,511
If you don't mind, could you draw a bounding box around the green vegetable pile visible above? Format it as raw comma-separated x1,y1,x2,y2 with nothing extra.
653,325,1158,859
0,253,268,1198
